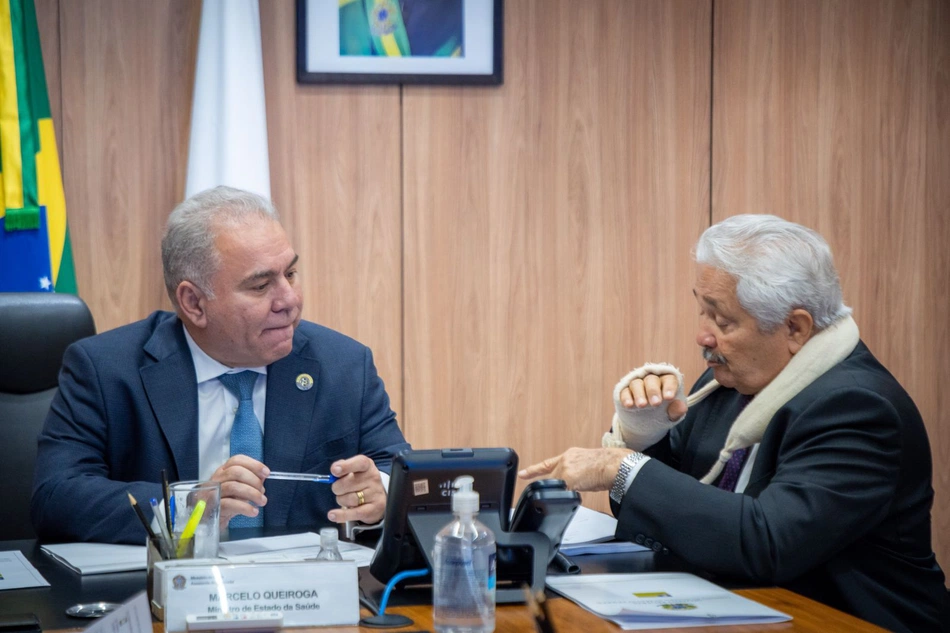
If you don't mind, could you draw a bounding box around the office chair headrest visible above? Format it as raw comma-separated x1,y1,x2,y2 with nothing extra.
0,293,96,394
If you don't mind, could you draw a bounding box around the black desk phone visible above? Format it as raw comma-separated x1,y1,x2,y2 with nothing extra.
510,479,580,563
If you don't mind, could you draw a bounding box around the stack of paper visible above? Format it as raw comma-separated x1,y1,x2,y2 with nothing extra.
41,543,146,575
547,572,792,630
558,506,649,556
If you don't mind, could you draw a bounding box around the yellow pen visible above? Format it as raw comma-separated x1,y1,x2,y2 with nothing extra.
176,499,206,558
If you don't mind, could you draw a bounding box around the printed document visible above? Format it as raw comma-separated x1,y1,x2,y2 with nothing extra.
547,572,791,630
0,551,49,590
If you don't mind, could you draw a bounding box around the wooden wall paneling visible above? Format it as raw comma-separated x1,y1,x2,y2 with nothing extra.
59,0,200,332
713,0,950,575
402,0,711,510
259,1,404,421
923,0,950,581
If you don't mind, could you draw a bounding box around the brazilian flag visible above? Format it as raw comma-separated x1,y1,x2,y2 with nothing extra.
0,0,76,293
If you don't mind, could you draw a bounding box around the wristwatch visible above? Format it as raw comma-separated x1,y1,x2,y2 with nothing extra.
610,452,647,504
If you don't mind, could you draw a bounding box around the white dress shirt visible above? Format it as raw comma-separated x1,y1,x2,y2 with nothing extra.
732,443,759,494
181,326,389,507
182,327,267,481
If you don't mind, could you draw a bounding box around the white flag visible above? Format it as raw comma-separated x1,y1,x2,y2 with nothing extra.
185,0,270,200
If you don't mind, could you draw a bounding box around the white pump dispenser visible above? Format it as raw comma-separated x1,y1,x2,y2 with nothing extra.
432,475,497,633
451,475,479,515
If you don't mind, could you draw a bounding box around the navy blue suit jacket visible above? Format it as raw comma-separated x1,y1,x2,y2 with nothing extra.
31,311,410,544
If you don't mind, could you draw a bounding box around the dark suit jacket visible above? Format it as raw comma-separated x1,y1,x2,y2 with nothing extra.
613,341,947,632
31,311,410,544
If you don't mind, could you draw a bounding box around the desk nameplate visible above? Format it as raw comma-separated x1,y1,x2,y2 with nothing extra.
160,560,359,632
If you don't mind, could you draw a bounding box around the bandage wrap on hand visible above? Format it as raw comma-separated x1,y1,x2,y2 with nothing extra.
602,363,687,451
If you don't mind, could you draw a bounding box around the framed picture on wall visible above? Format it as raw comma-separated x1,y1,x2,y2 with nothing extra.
296,0,503,85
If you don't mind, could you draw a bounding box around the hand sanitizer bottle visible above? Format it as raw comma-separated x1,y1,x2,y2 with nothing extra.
432,475,496,633
314,527,344,561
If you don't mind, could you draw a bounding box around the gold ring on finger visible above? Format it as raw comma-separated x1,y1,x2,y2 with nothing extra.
356,490,366,506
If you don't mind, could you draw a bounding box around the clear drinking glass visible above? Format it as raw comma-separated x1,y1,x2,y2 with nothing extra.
168,480,221,559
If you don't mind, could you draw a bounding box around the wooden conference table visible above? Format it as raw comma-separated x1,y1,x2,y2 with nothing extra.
0,538,886,633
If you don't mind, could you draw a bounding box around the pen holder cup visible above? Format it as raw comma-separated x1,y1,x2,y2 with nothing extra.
168,480,222,558
147,534,195,616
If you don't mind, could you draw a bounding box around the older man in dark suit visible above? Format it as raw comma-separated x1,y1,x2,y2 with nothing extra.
32,186,409,544
521,214,947,632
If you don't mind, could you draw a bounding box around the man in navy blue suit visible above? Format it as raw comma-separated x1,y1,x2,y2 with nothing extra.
32,186,410,544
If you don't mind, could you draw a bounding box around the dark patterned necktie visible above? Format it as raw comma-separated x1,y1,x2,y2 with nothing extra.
717,447,749,492
718,394,754,492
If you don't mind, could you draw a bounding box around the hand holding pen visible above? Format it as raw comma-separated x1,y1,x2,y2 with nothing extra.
326,455,387,525
209,453,348,526
209,455,271,527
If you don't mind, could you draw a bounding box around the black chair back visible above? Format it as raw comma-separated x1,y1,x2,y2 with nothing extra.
0,292,96,540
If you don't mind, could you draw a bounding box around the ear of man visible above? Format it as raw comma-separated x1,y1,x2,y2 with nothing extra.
176,281,209,328
786,309,815,355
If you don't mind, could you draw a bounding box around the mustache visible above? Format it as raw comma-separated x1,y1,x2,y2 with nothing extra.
702,347,727,365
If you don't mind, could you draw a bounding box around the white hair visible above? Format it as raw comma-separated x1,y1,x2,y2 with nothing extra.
161,186,279,306
694,214,852,332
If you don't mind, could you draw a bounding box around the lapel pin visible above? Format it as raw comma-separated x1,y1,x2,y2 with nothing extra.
295,373,314,391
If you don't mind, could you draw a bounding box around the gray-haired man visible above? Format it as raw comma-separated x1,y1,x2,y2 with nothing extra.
33,186,410,543
521,214,946,632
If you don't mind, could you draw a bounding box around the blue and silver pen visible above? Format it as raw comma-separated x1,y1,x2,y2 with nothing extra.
267,471,337,483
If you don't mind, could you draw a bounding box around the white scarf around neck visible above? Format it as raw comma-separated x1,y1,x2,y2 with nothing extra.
693,315,860,483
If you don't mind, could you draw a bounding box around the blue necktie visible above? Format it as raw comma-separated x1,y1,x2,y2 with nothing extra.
219,371,263,528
